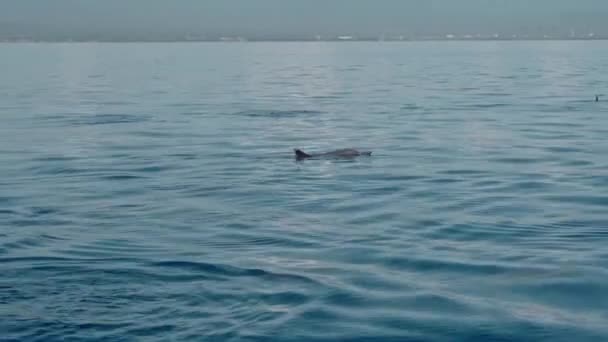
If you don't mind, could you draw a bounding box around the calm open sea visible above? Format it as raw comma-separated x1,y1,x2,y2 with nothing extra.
1,41,608,341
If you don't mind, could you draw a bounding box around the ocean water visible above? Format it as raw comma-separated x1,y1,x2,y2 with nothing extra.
1,41,608,341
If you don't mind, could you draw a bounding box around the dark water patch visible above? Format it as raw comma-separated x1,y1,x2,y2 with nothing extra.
100,174,146,181
0,209,19,216
29,155,81,163
586,175,608,187
257,291,311,306
27,165,88,176
39,234,67,241
543,146,584,153
0,196,20,205
9,219,73,228
131,130,179,138
495,181,553,193
264,80,300,87
132,165,172,173
27,206,61,217
554,159,594,167
167,153,198,160
589,128,608,135
529,122,586,129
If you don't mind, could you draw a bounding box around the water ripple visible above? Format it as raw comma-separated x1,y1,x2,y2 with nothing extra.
2,41,608,341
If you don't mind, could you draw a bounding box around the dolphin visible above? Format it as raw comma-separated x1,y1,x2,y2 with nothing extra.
294,148,372,160
596,95,600,102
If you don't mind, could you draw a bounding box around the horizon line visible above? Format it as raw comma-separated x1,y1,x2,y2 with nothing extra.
2,38,608,43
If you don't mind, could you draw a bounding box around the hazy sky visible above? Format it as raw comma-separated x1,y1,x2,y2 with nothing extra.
2,0,608,39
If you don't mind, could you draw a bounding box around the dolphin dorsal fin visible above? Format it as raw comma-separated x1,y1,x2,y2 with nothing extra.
294,149,312,159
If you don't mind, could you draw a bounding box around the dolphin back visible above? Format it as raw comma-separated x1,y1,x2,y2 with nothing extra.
294,148,371,159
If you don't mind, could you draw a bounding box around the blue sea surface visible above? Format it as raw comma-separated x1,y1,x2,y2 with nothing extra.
1,41,608,341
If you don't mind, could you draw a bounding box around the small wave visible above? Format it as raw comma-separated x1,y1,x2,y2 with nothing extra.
543,146,583,153
165,102,208,108
310,95,344,99
475,92,512,97
97,100,137,106
543,195,608,207
30,155,80,163
126,324,177,338
490,157,546,164
382,256,542,276
100,174,146,181
150,260,320,285
400,104,423,110
27,164,87,176
235,109,325,118
438,169,488,176
468,103,511,109
132,166,172,173
42,113,148,126
199,234,316,249
0,256,72,264
2,237,52,252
